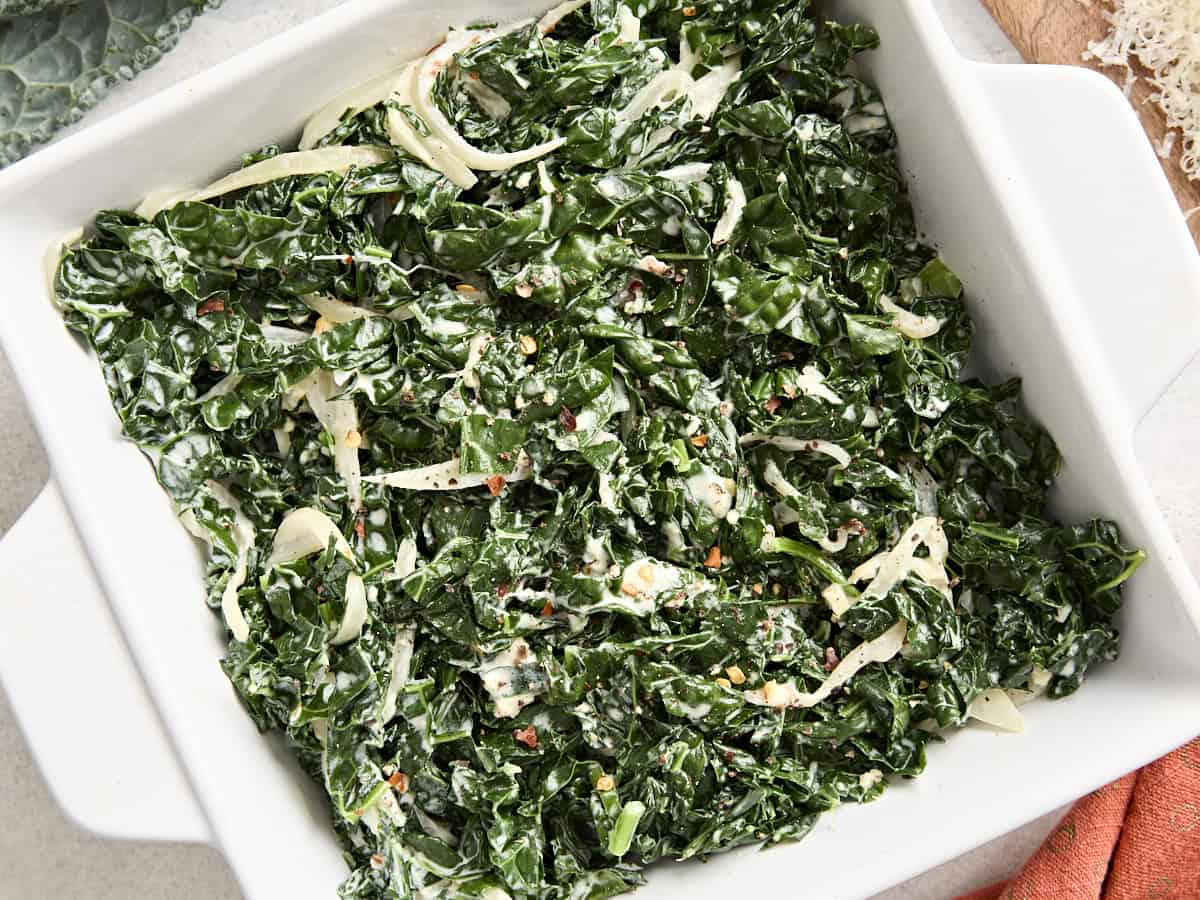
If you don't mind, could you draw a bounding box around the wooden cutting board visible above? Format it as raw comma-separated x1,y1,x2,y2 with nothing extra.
982,0,1200,249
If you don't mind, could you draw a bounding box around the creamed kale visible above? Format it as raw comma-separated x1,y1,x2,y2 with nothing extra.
53,1,1145,897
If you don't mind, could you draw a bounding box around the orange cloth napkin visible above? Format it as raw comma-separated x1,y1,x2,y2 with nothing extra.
957,738,1200,900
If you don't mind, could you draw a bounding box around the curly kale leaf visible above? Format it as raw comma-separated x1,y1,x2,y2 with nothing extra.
0,0,219,167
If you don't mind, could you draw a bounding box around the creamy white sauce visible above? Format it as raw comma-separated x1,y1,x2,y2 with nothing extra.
478,638,540,718
684,466,736,519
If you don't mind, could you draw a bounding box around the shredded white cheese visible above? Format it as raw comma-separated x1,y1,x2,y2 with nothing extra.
1085,0,1200,177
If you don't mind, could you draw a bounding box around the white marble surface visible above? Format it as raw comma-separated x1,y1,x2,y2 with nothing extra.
2,1,1197,898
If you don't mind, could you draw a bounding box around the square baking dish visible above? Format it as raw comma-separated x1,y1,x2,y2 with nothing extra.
2,2,1200,898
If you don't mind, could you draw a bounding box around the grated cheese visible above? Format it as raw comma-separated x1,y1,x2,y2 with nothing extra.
1085,0,1200,178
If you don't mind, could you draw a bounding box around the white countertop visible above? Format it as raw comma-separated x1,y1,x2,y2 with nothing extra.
1,2,1196,898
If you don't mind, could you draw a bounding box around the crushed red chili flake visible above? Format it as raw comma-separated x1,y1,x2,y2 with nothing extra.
354,518,366,539
196,297,225,317
486,474,506,497
497,582,510,598
764,395,781,413
824,647,840,672
690,433,709,448
559,407,577,432
703,545,723,568
540,600,554,617
513,725,538,748
387,771,409,793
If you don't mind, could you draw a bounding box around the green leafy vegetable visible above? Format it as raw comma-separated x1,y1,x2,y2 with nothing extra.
54,1,1144,897
0,0,219,168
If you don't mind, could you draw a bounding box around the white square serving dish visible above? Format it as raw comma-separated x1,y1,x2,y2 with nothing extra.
2,2,1200,898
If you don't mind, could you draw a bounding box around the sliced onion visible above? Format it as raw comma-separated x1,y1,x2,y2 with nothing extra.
744,620,906,709
393,536,419,580
266,506,354,568
364,452,532,491
712,177,745,246
538,0,590,33
300,68,403,150
207,481,256,643
303,371,362,511
303,294,378,324
880,295,942,339
740,433,852,468
966,688,1025,733
138,147,395,218
386,62,478,189
410,32,565,172
381,625,417,723
331,573,368,645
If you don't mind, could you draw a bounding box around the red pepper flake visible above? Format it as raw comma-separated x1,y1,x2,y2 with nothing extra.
513,725,538,749
196,297,225,317
540,600,554,618
724,750,735,762
764,395,781,414
354,518,366,539
690,433,709,448
824,647,840,672
386,771,409,793
628,279,644,293
559,407,577,432
497,582,510,598
486,474,506,497
703,545,723,569
846,518,868,536
344,255,355,265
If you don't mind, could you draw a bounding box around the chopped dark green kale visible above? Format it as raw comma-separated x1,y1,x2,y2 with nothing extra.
53,1,1144,897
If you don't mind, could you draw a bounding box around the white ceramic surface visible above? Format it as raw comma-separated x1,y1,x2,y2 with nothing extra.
2,1,1199,898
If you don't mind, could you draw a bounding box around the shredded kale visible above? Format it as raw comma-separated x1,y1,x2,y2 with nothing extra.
54,1,1144,897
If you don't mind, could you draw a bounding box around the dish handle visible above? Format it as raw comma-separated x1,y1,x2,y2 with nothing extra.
0,481,212,845
969,61,1200,431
